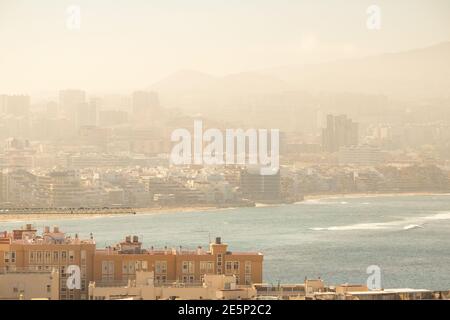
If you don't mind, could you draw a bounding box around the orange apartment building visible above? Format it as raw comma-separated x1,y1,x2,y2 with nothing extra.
94,236,263,286
0,224,96,300
0,225,263,300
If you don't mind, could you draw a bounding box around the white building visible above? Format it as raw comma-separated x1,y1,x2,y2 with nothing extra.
88,271,257,300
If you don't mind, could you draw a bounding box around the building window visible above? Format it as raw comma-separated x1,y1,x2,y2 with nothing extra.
245,275,252,285
81,250,86,265
46,285,51,293
155,261,167,274
245,261,252,274
122,261,135,279
61,251,67,262
4,251,16,264
182,275,195,283
36,251,43,263
134,260,141,271
200,261,214,273
155,274,168,284
101,261,114,281
182,261,194,274
53,251,59,263
60,265,66,276
217,254,223,274
68,250,75,263
225,261,233,272
225,261,240,274
44,251,51,263
29,251,35,264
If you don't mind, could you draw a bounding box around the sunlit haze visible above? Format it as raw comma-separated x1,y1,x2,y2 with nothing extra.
1,0,450,93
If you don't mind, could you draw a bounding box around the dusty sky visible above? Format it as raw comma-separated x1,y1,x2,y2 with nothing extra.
1,0,449,94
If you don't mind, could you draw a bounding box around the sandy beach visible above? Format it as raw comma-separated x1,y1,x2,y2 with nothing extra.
0,206,217,223
1,192,448,223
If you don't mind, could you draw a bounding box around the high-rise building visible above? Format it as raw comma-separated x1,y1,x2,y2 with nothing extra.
338,145,384,166
240,167,281,203
36,171,84,207
322,114,358,153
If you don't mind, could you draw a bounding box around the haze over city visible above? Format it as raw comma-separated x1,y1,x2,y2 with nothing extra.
0,0,450,303
1,0,450,94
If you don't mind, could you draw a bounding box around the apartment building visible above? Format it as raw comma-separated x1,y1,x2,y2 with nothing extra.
93,236,263,286
36,171,85,207
240,167,281,203
0,226,263,300
0,224,96,300
0,268,59,300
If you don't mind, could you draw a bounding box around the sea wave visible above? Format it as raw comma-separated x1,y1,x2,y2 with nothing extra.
403,224,423,230
310,211,450,232
423,212,450,221
301,199,350,205
310,222,391,231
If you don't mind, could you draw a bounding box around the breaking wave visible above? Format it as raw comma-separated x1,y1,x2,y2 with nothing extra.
310,212,450,232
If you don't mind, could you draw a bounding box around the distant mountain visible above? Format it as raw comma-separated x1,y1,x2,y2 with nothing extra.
151,69,218,95
265,41,450,99
149,42,450,114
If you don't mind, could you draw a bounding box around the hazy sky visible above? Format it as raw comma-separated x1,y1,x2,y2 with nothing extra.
1,0,449,94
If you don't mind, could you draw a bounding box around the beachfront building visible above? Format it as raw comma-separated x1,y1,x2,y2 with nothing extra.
0,226,263,300
240,167,281,203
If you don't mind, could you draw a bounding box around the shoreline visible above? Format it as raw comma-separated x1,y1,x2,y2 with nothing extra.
0,206,217,223
302,191,450,201
1,192,449,223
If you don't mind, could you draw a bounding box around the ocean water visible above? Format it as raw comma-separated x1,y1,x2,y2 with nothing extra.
2,194,450,290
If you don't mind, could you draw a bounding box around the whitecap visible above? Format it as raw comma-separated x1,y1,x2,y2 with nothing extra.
422,212,450,221
309,211,450,232
403,224,423,230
